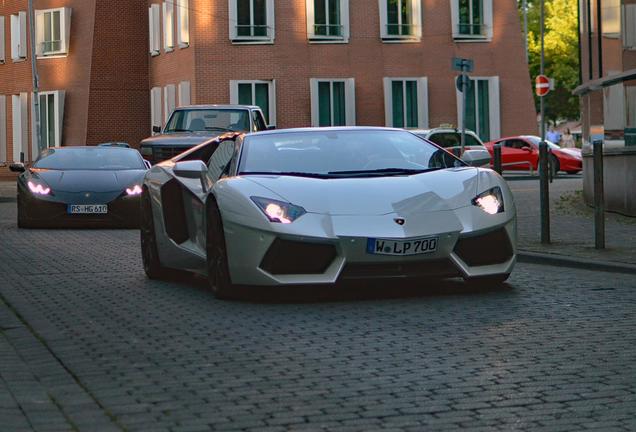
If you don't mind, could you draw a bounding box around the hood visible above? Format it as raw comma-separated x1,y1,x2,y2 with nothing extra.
32,169,146,193
244,168,480,216
140,132,220,147
555,147,581,159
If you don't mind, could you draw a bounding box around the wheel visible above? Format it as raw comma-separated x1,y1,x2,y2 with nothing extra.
206,200,235,299
566,170,580,175
140,189,169,279
549,155,560,176
466,274,510,287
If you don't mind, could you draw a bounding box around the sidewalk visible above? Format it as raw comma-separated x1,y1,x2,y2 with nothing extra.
0,181,16,201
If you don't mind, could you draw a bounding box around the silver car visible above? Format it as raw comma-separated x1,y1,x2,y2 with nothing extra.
141,127,516,298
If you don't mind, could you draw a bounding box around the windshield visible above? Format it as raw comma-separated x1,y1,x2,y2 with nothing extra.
525,136,561,150
165,109,250,133
34,148,146,170
238,130,464,178
424,132,483,149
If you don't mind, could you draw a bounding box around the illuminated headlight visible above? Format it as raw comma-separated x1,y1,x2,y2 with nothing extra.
472,187,504,215
28,181,51,195
139,146,153,156
251,196,306,224
126,184,143,196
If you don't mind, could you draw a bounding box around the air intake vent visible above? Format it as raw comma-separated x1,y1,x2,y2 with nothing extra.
260,239,336,275
454,228,513,266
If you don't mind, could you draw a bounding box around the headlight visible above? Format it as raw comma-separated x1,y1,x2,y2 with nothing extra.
472,187,504,215
251,196,306,224
140,146,153,156
28,180,51,195
126,184,143,196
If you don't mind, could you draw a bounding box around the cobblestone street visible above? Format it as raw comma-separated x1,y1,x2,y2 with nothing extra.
1,200,635,431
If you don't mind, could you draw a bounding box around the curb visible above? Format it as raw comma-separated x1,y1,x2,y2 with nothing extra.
518,250,636,275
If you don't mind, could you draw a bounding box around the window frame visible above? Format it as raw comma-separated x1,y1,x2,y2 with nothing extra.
383,77,429,129
163,2,175,52
150,87,162,133
378,0,422,42
32,90,65,153
228,0,275,44
34,7,72,58
0,17,5,64
306,0,350,43
309,78,355,127
10,12,27,62
164,85,176,124
623,4,636,50
229,80,277,127
0,95,6,163
149,4,161,56
450,0,493,41
12,93,28,162
455,76,500,141
176,0,190,48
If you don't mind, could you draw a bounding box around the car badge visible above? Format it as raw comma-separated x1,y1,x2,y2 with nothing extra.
394,218,405,225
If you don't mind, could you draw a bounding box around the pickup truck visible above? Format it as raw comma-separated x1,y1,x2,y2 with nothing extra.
139,104,270,164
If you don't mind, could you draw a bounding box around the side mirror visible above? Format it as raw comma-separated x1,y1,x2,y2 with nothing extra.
9,163,26,173
267,125,276,130
152,125,162,133
460,149,492,167
173,160,208,192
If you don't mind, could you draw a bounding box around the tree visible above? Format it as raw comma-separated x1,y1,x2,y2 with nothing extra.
520,0,580,123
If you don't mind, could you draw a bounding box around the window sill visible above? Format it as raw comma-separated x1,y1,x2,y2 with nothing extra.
150,51,160,57
381,38,421,44
178,43,190,49
308,37,349,44
36,54,68,59
231,38,275,45
453,35,492,43
11,57,27,63
164,47,175,53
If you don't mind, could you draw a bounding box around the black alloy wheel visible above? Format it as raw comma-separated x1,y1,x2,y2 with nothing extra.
206,200,235,299
140,189,169,279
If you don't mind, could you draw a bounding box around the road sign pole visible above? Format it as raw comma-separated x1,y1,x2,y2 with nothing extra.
461,70,467,155
593,140,605,249
539,0,550,244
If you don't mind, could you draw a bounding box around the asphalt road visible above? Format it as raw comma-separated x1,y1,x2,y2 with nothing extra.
1,200,635,432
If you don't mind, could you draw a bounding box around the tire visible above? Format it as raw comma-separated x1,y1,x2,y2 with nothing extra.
549,155,560,176
206,200,235,299
466,274,510,287
140,189,169,279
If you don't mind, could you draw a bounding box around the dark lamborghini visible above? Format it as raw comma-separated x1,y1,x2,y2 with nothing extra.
10,146,149,228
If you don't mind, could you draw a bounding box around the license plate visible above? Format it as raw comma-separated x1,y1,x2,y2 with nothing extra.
67,204,108,214
367,236,438,256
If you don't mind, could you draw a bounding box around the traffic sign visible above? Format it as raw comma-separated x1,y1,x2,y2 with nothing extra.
452,57,474,73
535,74,550,97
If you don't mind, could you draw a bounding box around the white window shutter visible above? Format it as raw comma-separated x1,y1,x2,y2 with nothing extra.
10,14,22,61
0,95,6,163
268,79,277,126
150,87,162,132
378,0,388,39
164,85,176,123
383,78,392,127
229,81,239,104
417,77,429,129
484,0,494,39
412,0,422,39
163,2,174,51
54,91,65,147
309,78,319,127
488,77,500,140
267,0,275,40
450,0,460,38
62,8,72,54
305,0,315,39
228,0,237,40
31,93,37,159
149,5,161,55
603,82,625,131
148,7,155,54
178,81,191,106
18,12,27,59
12,95,22,162
176,0,189,47
342,0,350,41
20,93,28,159
624,5,636,49
345,78,356,126
0,17,5,63
34,11,44,56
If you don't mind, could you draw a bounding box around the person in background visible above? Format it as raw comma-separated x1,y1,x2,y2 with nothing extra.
546,126,561,144
560,128,575,148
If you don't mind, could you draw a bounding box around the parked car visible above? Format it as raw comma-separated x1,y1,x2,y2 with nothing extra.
410,127,489,155
139,104,270,164
484,135,582,175
140,127,516,299
10,146,148,228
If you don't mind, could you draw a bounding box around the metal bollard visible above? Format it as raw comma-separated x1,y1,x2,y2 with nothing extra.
593,140,605,249
493,144,502,174
539,141,550,244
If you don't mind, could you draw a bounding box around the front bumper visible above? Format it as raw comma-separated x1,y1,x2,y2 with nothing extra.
223,206,516,286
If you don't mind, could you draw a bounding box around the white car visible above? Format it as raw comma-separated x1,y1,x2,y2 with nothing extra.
411,127,489,155
140,127,516,298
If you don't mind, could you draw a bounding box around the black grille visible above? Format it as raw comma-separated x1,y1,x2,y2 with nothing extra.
153,146,192,162
454,228,513,266
161,179,189,244
260,239,337,275
339,259,459,280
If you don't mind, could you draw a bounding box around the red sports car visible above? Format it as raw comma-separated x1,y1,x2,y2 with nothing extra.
484,135,582,175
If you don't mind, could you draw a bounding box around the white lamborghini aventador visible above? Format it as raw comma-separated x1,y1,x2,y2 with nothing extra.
140,127,516,298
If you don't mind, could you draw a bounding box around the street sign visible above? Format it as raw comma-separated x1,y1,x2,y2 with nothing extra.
535,74,550,96
455,75,473,93
452,57,474,73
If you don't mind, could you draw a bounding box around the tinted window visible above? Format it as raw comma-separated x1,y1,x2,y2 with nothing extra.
165,109,250,133
252,110,267,131
525,136,561,150
239,130,463,176
428,132,483,148
34,148,146,170
207,140,235,181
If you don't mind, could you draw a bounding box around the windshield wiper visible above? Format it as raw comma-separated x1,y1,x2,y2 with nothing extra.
205,126,235,132
240,171,332,179
327,167,442,177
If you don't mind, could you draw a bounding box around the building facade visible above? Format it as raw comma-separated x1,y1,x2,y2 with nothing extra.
0,0,149,178
574,0,636,216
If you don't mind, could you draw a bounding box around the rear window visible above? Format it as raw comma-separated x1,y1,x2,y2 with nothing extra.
427,132,483,149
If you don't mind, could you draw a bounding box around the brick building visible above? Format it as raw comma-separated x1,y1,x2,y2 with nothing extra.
1,0,537,178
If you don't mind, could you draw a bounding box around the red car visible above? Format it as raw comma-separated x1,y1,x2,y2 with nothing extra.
484,135,582,175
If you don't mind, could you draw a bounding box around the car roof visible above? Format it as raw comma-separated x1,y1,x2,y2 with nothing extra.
174,104,260,110
410,128,480,136
246,126,408,137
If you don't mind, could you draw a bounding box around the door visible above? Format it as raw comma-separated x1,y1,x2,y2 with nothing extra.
502,139,535,171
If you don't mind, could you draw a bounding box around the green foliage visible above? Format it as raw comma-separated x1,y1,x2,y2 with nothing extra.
520,0,580,122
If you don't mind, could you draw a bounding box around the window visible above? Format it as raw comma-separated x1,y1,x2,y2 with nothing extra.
456,76,500,142
229,0,275,43
150,87,162,132
163,2,175,51
623,4,636,49
207,140,236,181
383,77,428,129
34,91,65,151
306,0,349,42
309,78,355,127
379,0,421,41
164,85,176,124
229,80,276,126
11,12,27,62
176,0,190,47
603,83,625,131
450,0,493,40
0,96,6,163
0,17,5,63
602,0,621,37
149,5,161,55
626,86,636,128
35,8,72,57
11,93,28,162
178,81,191,106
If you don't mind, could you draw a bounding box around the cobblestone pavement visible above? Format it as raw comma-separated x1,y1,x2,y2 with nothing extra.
0,201,635,431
